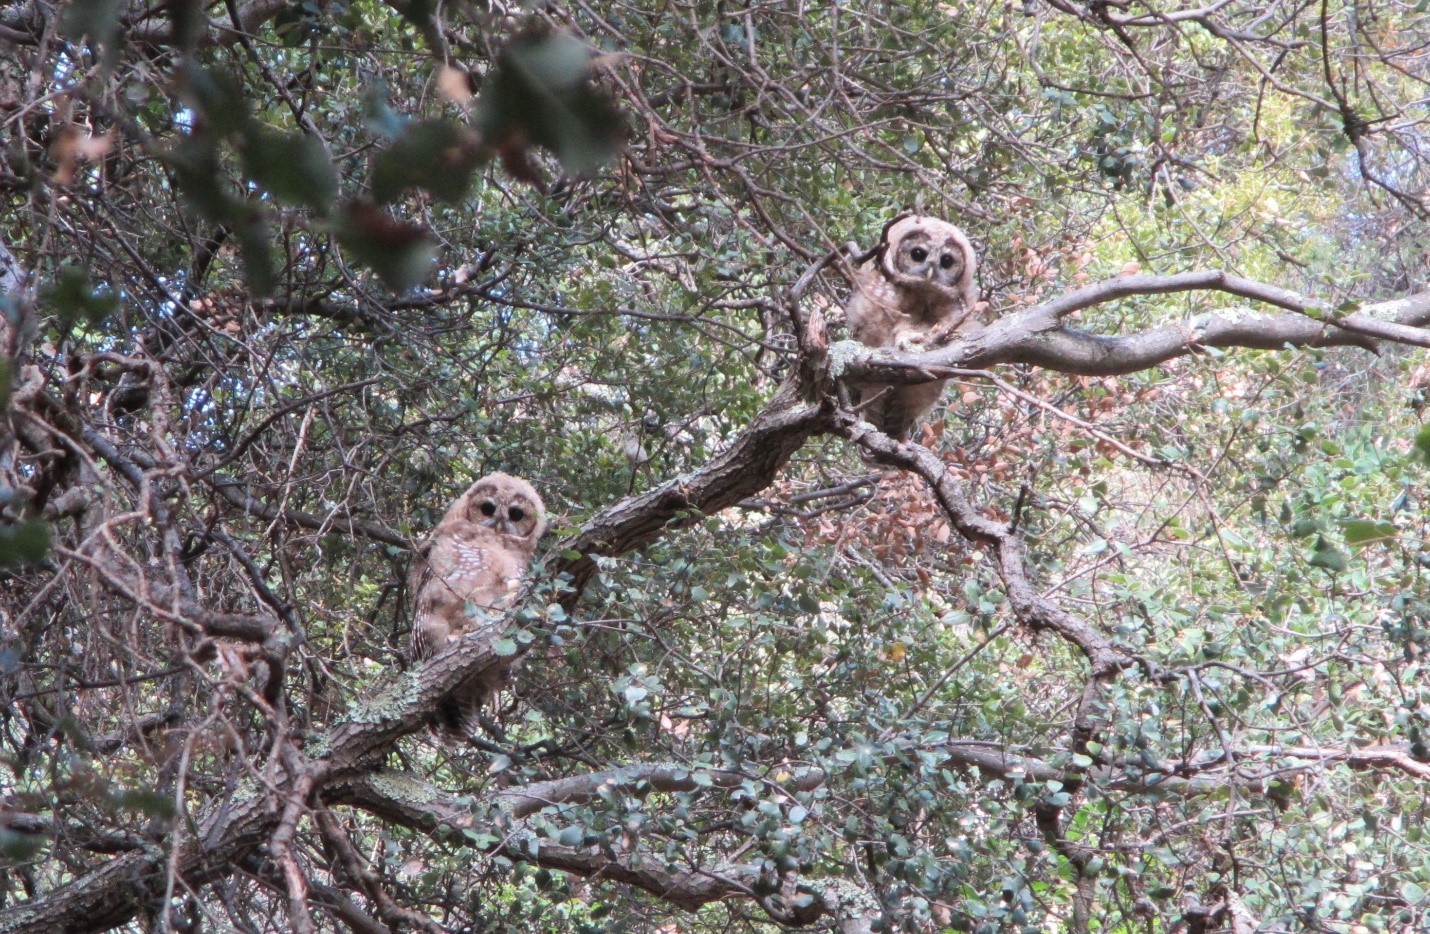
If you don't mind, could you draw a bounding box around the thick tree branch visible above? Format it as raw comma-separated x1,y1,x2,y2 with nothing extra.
547,360,833,600
837,275,1430,383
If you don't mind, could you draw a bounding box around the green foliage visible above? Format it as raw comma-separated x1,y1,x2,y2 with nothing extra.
57,0,121,62
1415,424,1430,466
40,266,119,332
369,120,483,204
0,520,49,568
333,200,438,292
475,29,627,182
4,0,1430,930
240,126,339,213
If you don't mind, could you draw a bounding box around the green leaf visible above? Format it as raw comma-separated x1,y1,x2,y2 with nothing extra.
59,0,121,63
388,0,437,31
361,82,407,140
1341,519,1397,548
0,827,46,861
182,64,251,136
334,200,436,292
0,521,50,567
475,28,627,183
109,788,175,819
370,120,484,205
271,3,319,46
1308,537,1348,572
492,638,518,657
41,267,119,330
241,126,338,213
1414,425,1430,466
557,826,585,847
234,211,278,298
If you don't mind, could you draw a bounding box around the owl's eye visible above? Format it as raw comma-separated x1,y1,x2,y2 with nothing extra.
909,247,928,262
508,507,526,523
480,501,497,517
940,254,956,269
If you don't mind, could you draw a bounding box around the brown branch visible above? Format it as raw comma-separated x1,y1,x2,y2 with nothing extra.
546,362,832,600
314,809,445,934
834,415,1128,679
14,267,1426,929
193,377,383,479
206,476,410,549
331,769,835,923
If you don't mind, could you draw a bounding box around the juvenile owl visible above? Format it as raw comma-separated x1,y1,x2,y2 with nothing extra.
410,472,546,736
845,214,981,441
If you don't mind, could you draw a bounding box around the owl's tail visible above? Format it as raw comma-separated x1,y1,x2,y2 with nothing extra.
428,679,506,746
876,395,915,442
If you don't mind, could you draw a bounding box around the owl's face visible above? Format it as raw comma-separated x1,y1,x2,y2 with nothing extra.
457,473,546,545
891,229,966,287
877,215,979,309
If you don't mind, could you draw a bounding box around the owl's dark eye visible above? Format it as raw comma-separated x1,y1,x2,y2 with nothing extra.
940,254,956,269
910,247,928,262
508,507,526,523
480,501,497,517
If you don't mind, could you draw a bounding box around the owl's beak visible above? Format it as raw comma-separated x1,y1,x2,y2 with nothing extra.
924,267,936,281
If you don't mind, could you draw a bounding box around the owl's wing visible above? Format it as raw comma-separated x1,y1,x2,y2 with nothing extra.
847,263,903,347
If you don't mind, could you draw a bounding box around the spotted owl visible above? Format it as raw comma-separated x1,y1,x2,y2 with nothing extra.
410,472,546,736
844,214,981,441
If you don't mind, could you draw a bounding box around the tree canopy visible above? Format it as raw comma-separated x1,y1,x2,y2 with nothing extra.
1,0,1429,930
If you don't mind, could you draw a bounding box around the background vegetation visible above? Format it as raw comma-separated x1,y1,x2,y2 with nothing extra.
1,0,1429,930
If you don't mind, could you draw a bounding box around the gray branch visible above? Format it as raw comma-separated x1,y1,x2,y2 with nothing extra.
838,272,1430,383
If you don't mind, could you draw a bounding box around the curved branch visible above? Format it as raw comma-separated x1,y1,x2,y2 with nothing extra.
331,769,846,924
838,275,1430,382
833,415,1128,680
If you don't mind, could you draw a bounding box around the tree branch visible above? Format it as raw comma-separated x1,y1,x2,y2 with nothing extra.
837,275,1430,383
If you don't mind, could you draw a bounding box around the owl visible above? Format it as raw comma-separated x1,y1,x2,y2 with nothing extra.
844,214,981,441
410,471,546,736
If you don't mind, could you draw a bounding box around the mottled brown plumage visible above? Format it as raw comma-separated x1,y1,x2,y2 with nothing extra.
410,472,545,737
845,214,982,440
